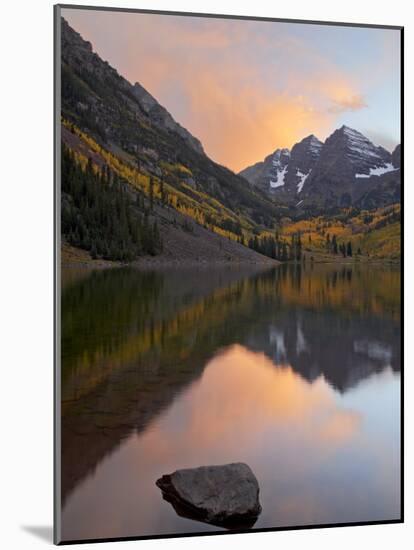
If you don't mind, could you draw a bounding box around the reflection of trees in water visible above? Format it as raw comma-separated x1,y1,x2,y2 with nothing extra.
60,264,400,505
61,266,272,503
273,263,400,321
61,266,266,403
62,268,163,380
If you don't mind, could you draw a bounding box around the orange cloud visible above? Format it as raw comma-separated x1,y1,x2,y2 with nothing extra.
317,78,368,113
182,76,332,172
328,94,367,113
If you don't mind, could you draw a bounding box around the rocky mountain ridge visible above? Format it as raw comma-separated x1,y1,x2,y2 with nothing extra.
240,125,400,211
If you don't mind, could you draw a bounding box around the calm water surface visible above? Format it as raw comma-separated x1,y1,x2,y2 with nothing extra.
60,264,401,541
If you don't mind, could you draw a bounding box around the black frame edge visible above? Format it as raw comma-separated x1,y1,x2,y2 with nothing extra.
56,3,403,30
54,3,62,546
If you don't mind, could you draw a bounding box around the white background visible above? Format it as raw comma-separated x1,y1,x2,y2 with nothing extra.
0,0,411,547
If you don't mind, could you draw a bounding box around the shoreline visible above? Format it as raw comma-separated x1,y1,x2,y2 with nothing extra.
60,243,400,270
61,258,280,270
61,257,400,270
60,242,280,270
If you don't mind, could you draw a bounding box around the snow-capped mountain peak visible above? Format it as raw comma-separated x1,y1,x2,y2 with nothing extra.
239,126,399,210
308,135,323,153
314,125,392,179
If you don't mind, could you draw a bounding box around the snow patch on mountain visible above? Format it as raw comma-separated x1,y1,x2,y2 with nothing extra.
355,163,397,178
270,165,288,188
296,169,310,193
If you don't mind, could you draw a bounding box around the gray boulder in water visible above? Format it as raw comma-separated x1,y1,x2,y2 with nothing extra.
156,462,262,529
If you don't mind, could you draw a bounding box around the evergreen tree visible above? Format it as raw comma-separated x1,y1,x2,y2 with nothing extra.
61,145,162,261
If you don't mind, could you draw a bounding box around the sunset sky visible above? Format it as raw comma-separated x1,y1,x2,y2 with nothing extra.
63,8,401,172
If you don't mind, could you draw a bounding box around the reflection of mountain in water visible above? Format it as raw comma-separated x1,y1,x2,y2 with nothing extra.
247,310,399,393
61,264,400,505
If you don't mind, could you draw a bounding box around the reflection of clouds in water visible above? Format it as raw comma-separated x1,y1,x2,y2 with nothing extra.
155,344,361,454
353,340,393,364
317,409,360,443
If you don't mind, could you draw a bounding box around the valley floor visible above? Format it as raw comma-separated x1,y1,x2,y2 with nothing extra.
301,250,400,265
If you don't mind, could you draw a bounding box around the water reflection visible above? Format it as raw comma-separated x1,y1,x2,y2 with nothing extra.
60,264,401,541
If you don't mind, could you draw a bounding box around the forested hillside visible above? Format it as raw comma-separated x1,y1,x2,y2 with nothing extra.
278,204,401,261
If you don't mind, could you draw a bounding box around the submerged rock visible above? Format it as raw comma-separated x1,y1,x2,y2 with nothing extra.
156,462,262,529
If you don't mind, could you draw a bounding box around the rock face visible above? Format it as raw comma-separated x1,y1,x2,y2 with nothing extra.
156,463,262,529
309,125,391,183
239,149,290,193
131,81,204,155
277,135,323,200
